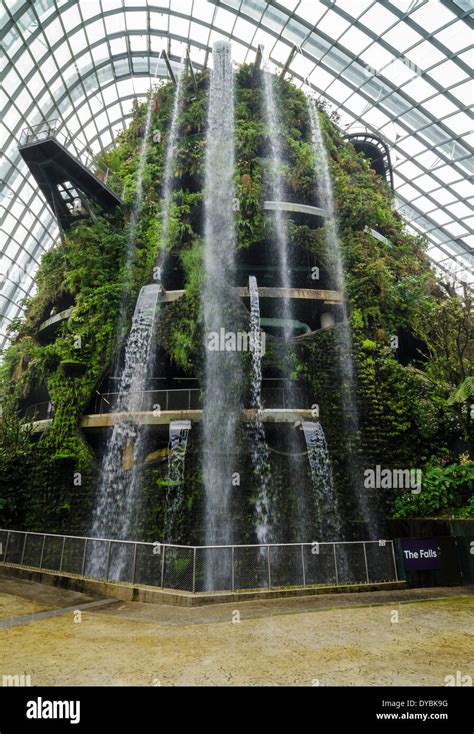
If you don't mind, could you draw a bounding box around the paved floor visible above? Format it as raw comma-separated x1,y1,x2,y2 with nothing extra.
1,575,473,686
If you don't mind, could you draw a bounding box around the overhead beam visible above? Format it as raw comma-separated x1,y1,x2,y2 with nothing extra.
255,44,264,71
186,47,197,92
281,44,299,78
161,49,177,86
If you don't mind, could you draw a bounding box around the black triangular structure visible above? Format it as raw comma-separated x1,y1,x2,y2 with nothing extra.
19,123,122,233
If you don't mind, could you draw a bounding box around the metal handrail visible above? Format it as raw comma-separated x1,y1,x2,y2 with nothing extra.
93,387,201,414
0,528,392,549
19,120,122,196
22,385,310,421
23,401,54,421
0,528,399,591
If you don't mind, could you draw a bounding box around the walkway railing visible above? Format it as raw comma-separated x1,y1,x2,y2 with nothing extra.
93,388,201,414
24,401,54,421
0,529,398,594
92,386,308,414
23,384,310,421
19,120,122,197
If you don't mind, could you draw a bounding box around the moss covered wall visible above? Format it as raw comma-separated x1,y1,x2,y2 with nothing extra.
0,64,472,539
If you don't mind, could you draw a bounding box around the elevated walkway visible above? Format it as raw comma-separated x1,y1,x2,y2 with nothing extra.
19,120,122,232
264,200,326,219
27,407,315,434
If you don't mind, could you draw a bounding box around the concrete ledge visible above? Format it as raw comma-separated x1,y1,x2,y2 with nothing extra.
38,306,73,333
0,563,406,607
81,409,202,428
26,408,316,432
264,200,327,219
238,286,342,303
159,289,185,303
365,227,392,246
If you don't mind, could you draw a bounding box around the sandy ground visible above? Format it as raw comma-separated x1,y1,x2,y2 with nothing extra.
1,579,473,686
0,593,47,621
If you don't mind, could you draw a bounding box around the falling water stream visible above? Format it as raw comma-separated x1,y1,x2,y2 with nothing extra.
262,68,313,542
88,67,185,576
164,420,191,542
111,87,157,376
307,100,378,538
262,70,292,336
302,422,343,540
89,284,161,577
202,41,242,589
159,63,185,255
248,276,273,544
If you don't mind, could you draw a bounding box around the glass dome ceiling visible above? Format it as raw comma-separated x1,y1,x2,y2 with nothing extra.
0,0,472,351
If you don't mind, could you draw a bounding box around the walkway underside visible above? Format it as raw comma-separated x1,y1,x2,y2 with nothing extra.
29,408,315,433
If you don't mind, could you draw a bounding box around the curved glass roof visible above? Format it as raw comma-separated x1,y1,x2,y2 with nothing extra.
1,0,472,350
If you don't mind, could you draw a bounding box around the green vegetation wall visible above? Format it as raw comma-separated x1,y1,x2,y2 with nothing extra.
0,65,472,540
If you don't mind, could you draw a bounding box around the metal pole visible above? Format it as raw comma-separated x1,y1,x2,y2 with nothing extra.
82,538,88,576
192,547,196,593
132,543,138,585
59,536,66,572
160,545,166,588
39,534,46,569
20,532,28,565
3,530,10,563
105,541,112,581
301,544,306,586
267,545,271,589
333,543,339,585
390,541,399,581
231,546,235,592
362,541,369,583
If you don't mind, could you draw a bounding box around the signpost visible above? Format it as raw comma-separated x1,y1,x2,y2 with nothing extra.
400,538,441,571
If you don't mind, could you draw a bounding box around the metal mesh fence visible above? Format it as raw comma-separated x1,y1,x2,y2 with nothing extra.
84,538,108,579
108,541,135,583
269,544,304,588
0,529,8,560
134,543,163,587
4,531,23,564
337,542,368,584
303,543,337,585
195,547,233,592
41,534,64,571
62,537,86,576
0,530,398,593
22,533,44,568
163,546,194,592
233,546,268,591
365,541,396,582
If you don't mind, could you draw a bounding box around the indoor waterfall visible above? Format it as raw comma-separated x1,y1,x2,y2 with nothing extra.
302,421,343,540
308,100,379,537
88,284,161,577
202,41,242,589
261,69,292,337
248,276,273,544
88,71,185,575
111,84,156,375
262,67,310,542
164,420,191,542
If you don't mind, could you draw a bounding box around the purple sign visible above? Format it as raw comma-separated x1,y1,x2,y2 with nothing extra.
400,538,440,570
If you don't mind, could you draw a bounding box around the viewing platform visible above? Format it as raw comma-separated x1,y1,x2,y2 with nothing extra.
238,285,342,303
160,287,343,304
38,306,73,341
263,200,327,219
19,120,122,232
23,386,315,434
